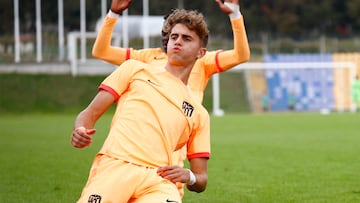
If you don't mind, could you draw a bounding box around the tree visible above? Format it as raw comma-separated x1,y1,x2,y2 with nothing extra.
346,0,360,34
1,0,360,39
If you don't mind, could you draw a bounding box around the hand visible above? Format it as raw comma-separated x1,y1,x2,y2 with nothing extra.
157,165,190,184
71,126,96,148
215,0,239,15
110,0,133,14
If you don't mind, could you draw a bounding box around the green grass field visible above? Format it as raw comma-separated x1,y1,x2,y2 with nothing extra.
1,112,360,202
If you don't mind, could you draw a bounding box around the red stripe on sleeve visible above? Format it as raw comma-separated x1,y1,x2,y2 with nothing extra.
187,152,210,160
125,48,131,60
215,50,225,72
98,84,120,101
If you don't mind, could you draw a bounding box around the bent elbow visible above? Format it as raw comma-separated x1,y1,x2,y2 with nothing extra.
196,186,207,193
243,48,251,62
188,185,207,193
239,45,251,63
231,45,251,65
245,44,251,60
92,47,102,59
232,50,250,66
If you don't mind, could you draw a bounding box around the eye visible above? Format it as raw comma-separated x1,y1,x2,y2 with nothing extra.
170,34,178,40
184,36,192,41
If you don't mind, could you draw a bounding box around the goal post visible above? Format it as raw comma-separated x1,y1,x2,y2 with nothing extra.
212,62,357,116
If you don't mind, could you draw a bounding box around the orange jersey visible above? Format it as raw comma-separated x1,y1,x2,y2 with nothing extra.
98,59,210,168
93,15,250,102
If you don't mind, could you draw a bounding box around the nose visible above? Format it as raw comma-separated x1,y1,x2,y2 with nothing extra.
174,36,183,45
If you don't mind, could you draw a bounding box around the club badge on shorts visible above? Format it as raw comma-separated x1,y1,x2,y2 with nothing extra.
88,194,101,203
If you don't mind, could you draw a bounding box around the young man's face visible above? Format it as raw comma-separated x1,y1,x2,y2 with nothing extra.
166,23,206,66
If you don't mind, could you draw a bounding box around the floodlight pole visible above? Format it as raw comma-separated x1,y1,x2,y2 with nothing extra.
178,0,184,9
142,0,149,48
122,10,129,48
101,0,107,18
58,0,65,61
36,0,43,62
80,0,86,63
14,0,20,63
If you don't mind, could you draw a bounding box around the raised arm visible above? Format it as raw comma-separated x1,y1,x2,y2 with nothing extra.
92,0,132,66
214,0,250,71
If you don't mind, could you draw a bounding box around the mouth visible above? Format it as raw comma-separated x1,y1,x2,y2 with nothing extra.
172,47,181,52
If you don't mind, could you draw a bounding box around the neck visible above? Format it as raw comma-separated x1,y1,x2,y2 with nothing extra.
165,61,196,84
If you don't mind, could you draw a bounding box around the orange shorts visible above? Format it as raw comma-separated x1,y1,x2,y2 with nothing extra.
77,154,181,203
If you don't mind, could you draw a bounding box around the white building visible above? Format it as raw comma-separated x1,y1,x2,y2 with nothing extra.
96,15,164,38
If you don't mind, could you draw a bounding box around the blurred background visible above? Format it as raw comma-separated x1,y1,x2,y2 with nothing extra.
1,0,360,114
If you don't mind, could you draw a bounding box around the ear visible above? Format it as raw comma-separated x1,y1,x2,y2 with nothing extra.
196,47,207,59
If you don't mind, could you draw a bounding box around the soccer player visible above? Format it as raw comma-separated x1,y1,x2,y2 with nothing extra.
71,9,210,203
92,0,250,198
92,0,250,103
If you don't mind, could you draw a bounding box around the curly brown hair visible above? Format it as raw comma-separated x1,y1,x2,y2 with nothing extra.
162,9,209,49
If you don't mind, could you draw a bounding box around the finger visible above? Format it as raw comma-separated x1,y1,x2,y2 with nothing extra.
214,0,222,6
71,133,91,148
75,127,95,137
86,128,96,135
71,128,92,148
224,0,239,3
215,0,233,14
161,170,185,183
71,136,87,148
71,137,91,148
157,165,172,172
